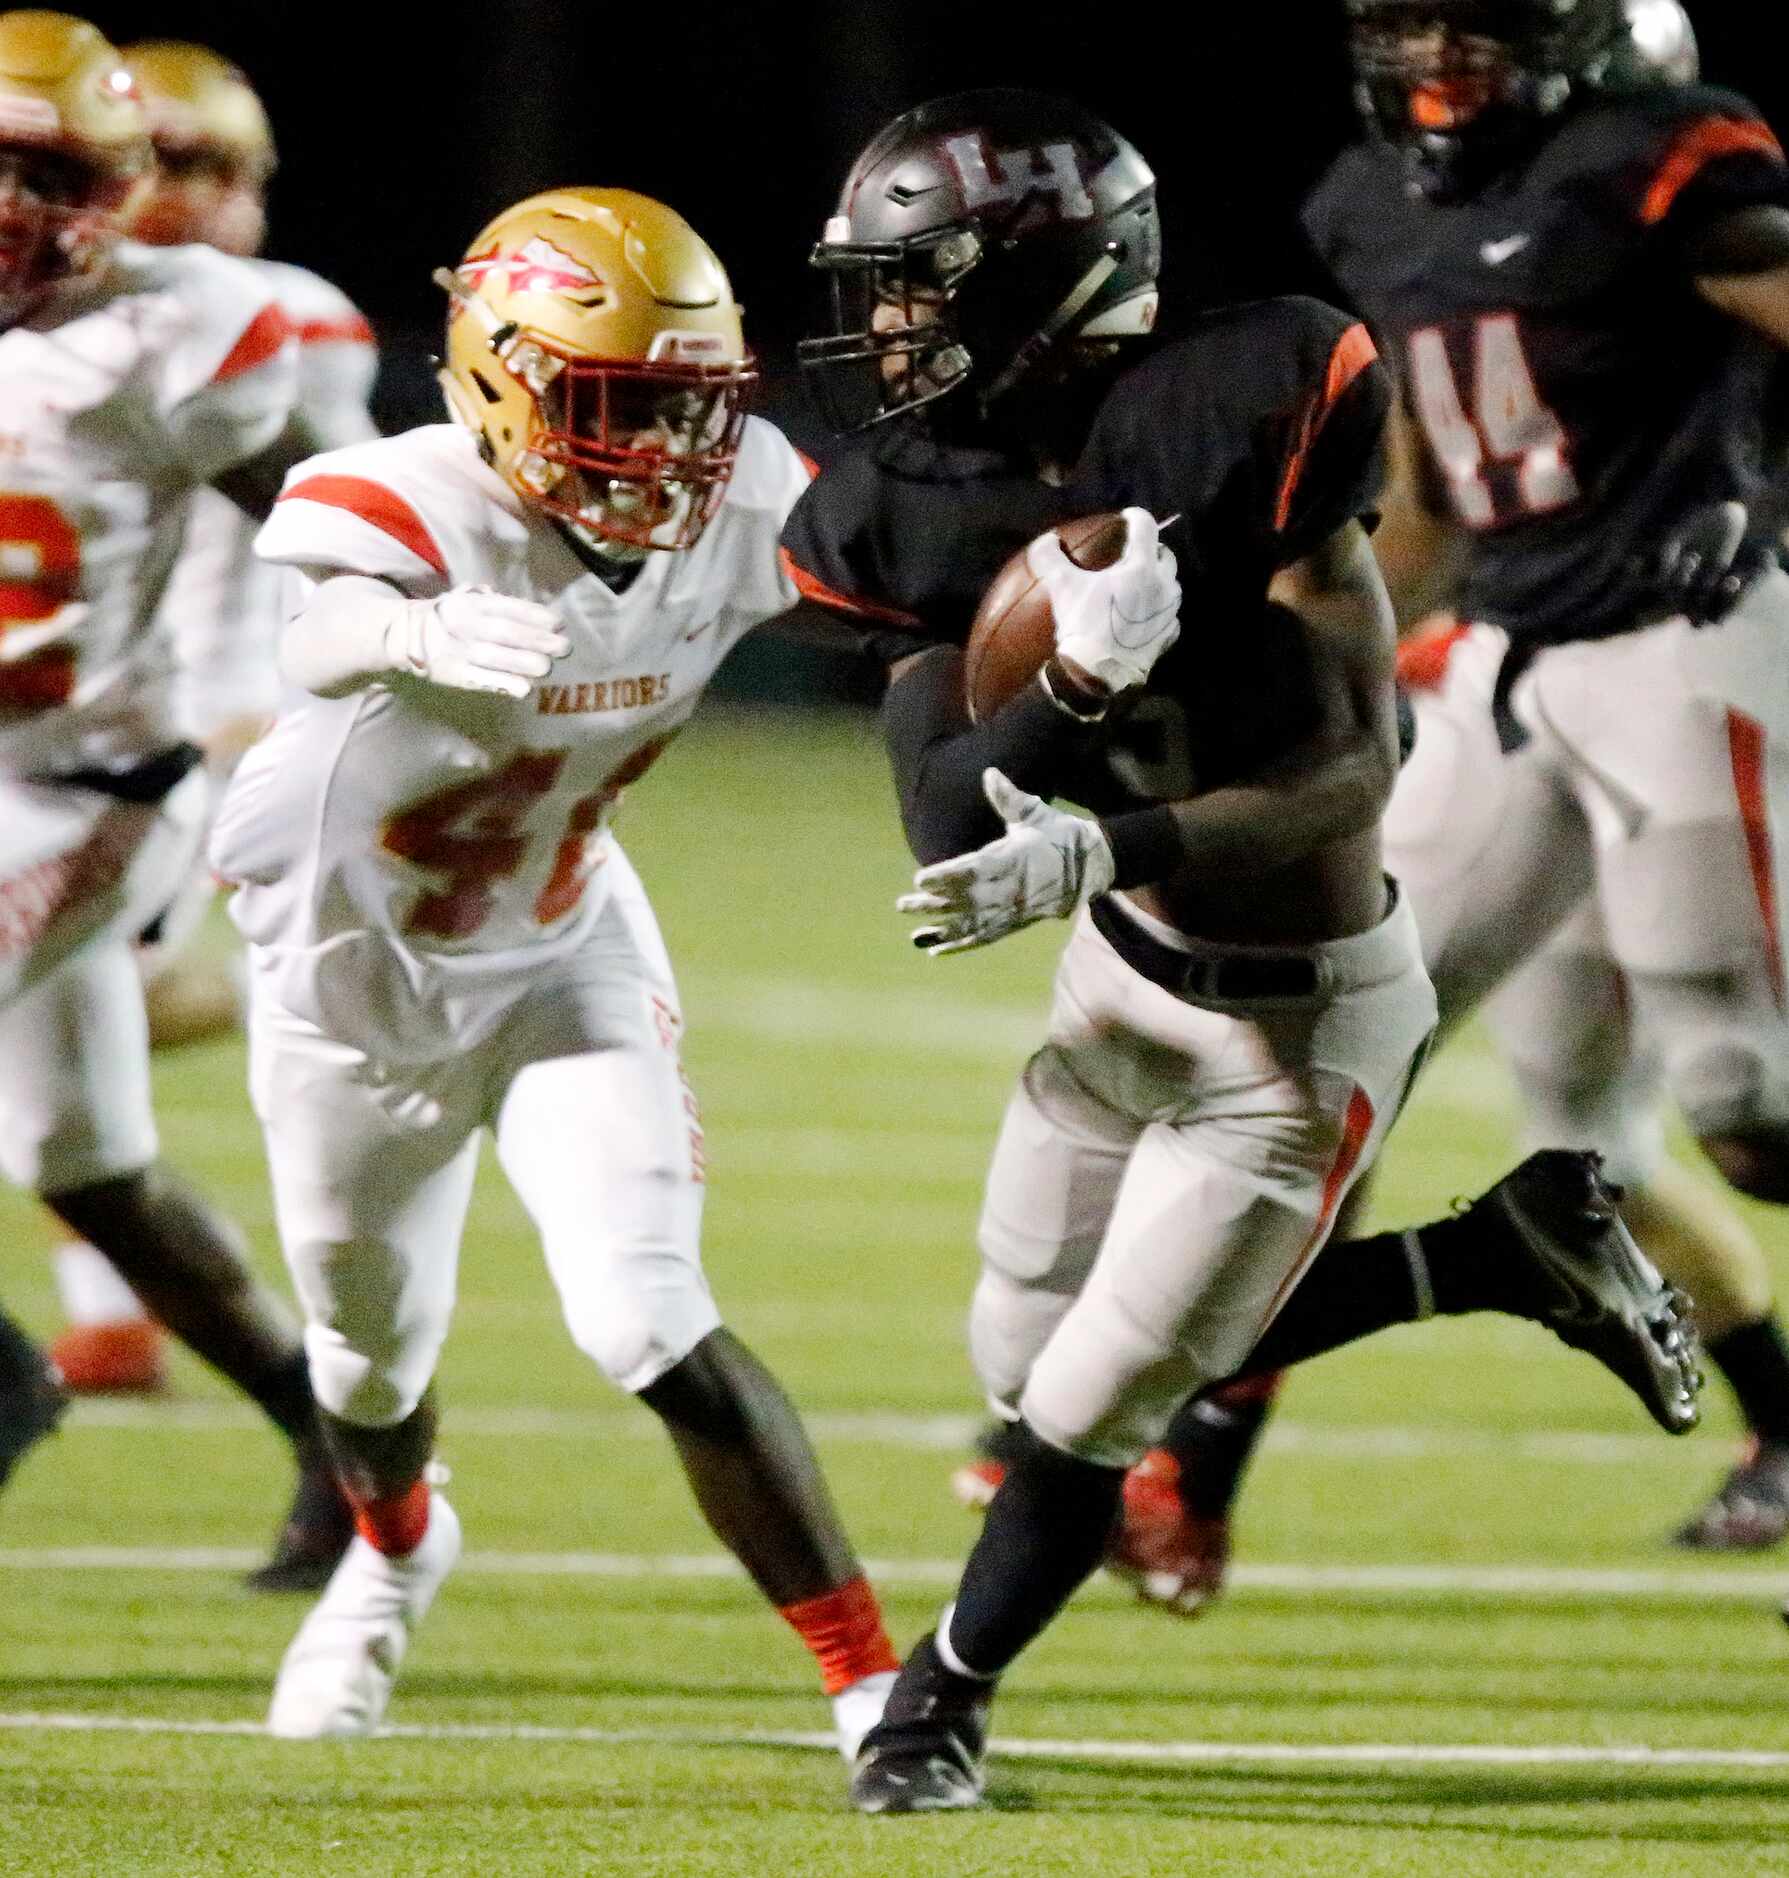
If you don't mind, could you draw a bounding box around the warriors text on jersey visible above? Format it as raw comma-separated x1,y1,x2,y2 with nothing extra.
0,238,296,776
780,297,1390,813
1305,83,1789,644
213,418,809,1052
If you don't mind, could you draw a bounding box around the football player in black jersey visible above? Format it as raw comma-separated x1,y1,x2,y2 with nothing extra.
785,87,1698,1816
1138,0,1789,1591
1316,0,1789,1553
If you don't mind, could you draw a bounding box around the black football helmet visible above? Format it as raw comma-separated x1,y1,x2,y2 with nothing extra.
799,89,1160,434
1347,0,1638,195
1603,0,1698,90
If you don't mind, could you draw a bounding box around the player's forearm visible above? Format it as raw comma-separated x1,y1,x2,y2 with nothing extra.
1102,727,1393,887
880,646,1103,865
277,574,415,698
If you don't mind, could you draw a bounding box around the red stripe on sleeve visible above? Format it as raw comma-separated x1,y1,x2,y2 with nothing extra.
1641,117,1785,227
1274,322,1380,534
794,448,821,481
295,313,376,348
778,546,922,627
1394,617,1469,691
211,302,294,384
279,474,447,576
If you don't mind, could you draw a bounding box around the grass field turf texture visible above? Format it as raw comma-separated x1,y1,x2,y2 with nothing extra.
4,704,1789,1876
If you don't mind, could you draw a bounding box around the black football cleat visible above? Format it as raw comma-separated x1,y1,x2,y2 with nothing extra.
243,1451,356,1593
0,1338,65,1494
1473,1150,1702,1435
1675,1438,1789,1550
850,1635,992,1816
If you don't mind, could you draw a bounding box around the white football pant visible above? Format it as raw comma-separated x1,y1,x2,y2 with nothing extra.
1388,567,1789,1144
0,766,207,1192
973,889,1435,1469
248,845,719,1427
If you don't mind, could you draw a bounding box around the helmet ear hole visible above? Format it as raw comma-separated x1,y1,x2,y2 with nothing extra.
469,368,502,405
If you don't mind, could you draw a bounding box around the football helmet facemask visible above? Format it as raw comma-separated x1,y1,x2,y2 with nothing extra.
437,187,756,558
1347,0,1633,195
799,88,1160,434
123,41,275,255
0,11,149,326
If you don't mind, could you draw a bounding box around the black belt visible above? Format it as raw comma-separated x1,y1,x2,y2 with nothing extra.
41,742,203,805
1090,895,1327,1004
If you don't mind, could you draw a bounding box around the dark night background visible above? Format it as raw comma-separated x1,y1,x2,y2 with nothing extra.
82,0,1789,440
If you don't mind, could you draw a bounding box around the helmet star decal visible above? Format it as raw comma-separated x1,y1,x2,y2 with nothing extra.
460,236,604,298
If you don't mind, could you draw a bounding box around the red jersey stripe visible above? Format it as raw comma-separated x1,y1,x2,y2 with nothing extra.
1641,117,1785,227
778,546,923,627
279,474,447,576
1274,322,1379,534
211,302,293,384
295,312,376,348
1395,618,1470,691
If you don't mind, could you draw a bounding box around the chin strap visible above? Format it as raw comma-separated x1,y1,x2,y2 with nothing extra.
978,249,1120,411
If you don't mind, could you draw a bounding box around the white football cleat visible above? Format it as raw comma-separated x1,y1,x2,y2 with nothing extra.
266,1492,461,1740
832,1669,897,1762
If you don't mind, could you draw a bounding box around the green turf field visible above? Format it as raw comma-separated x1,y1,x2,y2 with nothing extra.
4,704,1789,1876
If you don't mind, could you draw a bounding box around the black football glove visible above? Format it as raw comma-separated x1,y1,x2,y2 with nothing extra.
1652,500,1766,626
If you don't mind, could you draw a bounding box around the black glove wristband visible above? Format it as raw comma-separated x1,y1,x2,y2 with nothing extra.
1099,805,1183,890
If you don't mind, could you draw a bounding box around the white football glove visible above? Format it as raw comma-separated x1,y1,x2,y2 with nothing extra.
386,586,571,698
1029,505,1181,693
897,768,1117,956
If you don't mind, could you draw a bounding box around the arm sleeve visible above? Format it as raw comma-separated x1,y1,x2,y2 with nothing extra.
1272,328,1393,566
881,646,1106,864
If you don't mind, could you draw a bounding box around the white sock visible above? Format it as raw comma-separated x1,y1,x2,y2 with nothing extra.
54,1242,149,1326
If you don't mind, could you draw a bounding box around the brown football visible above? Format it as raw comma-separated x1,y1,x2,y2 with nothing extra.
963,511,1129,722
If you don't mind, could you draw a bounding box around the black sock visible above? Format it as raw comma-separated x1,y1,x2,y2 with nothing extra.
250,1349,322,1449
1412,1206,1541,1318
1707,1319,1789,1445
1240,1226,1435,1376
945,1423,1124,1677
1161,1377,1283,1518
0,1304,49,1394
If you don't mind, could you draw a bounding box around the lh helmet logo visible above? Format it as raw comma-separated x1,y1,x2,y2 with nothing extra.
942,135,1094,221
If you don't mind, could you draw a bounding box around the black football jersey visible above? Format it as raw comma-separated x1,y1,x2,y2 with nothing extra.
780,296,1391,812
1305,84,1789,645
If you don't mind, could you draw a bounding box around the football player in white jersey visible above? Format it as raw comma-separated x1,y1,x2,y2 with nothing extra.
0,10,357,1586
216,186,900,1756
45,39,379,1402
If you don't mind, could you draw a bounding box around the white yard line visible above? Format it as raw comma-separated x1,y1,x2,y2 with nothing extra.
59,1399,1744,1466
1,1546,1783,1600
0,1709,1785,1770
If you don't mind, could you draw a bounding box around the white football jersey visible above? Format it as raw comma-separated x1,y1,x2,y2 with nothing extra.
162,259,378,739
0,238,297,778
213,417,808,1048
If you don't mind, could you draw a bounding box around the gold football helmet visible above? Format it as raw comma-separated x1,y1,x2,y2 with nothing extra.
122,41,273,254
437,187,756,554
0,10,150,320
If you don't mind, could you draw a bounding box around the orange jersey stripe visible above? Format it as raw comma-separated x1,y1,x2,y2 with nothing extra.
778,546,923,627
295,312,376,348
211,302,293,384
279,473,447,576
1641,117,1785,227
1274,322,1380,535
